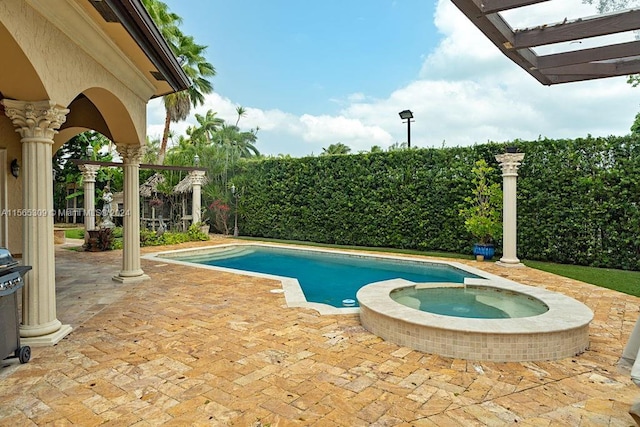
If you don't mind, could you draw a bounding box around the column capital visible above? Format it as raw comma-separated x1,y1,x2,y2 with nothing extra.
188,170,207,186
495,153,525,177
78,164,100,182
116,144,144,165
1,99,69,141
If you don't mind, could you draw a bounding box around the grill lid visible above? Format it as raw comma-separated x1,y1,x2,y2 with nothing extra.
0,247,19,270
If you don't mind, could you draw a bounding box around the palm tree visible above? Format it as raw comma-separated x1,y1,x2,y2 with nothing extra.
157,34,216,163
142,0,181,44
143,0,216,164
235,106,247,127
216,124,260,158
143,136,161,164
387,142,408,151
188,109,224,145
321,143,351,155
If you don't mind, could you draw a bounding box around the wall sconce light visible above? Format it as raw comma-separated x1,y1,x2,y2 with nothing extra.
10,159,19,178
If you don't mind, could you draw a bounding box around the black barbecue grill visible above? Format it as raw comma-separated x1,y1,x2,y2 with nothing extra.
0,248,32,364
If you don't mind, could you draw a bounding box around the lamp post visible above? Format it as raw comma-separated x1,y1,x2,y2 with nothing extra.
398,110,414,148
231,184,239,237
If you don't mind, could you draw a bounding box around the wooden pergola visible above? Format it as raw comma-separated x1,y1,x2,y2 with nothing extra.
451,0,640,84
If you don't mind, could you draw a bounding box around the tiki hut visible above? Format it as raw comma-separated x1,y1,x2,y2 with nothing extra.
140,173,166,230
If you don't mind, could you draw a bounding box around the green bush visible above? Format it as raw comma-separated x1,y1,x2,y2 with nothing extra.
139,226,209,247
459,159,502,245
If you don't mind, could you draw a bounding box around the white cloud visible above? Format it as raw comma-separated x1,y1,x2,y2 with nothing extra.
147,0,640,157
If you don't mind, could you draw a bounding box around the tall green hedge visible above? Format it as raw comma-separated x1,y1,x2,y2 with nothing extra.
235,135,640,270
517,136,640,270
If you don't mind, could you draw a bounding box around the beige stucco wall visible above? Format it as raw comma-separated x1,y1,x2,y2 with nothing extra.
0,115,24,255
0,0,154,146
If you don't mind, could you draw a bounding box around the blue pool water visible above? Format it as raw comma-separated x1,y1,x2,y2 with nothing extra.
176,246,480,308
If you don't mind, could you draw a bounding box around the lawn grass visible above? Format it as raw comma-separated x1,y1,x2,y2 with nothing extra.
64,228,85,239
523,260,640,297
239,236,640,297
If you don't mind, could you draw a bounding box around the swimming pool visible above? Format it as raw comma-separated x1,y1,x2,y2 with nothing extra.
146,243,593,361
155,244,480,308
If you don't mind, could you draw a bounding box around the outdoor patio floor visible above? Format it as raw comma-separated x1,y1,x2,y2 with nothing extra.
1,236,640,426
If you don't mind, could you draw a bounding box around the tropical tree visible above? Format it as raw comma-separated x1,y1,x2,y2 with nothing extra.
143,136,161,165
235,106,247,127
143,0,216,164
188,109,224,145
321,143,351,155
158,34,215,163
387,142,408,151
142,0,182,43
215,124,260,158
632,112,640,136
582,0,639,12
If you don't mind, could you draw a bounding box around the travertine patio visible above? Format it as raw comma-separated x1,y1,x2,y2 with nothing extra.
1,236,639,426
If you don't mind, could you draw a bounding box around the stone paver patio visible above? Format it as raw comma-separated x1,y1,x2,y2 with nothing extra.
1,236,639,426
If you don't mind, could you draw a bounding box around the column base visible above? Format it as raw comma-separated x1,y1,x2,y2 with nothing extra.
20,324,73,347
112,273,150,283
496,259,525,268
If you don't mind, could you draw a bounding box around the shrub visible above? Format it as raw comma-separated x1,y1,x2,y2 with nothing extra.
459,159,502,245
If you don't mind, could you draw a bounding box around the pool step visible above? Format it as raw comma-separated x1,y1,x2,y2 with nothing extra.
414,282,464,289
177,246,254,262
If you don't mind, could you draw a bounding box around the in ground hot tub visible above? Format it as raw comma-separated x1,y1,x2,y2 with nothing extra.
357,278,593,362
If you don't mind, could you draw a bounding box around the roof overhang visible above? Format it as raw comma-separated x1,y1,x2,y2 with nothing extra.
88,0,191,96
451,0,640,85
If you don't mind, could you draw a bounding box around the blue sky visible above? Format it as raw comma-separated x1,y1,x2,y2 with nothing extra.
147,0,640,157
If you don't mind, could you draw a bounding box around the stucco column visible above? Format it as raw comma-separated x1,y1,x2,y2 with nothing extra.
495,152,525,267
2,99,72,345
189,170,206,224
79,164,100,238
113,144,149,283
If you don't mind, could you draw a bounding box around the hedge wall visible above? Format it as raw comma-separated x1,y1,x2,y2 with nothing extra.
235,135,640,270
517,135,640,270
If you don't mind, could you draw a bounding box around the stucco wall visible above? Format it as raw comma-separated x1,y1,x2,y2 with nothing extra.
0,0,151,145
0,115,24,254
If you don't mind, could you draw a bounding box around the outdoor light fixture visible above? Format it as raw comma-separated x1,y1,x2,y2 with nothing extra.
398,110,414,148
194,154,200,166
231,184,239,237
10,159,19,178
86,145,93,159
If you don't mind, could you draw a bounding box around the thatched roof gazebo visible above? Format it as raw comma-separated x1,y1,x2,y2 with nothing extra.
140,173,166,198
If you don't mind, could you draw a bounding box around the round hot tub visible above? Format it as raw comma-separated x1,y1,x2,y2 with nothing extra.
357,278,593,362
390,284,549,319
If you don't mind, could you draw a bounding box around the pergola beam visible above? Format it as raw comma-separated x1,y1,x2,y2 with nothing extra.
451,0,552,85
514,9,640,49
71,159,206,172
471,0,550,14
537,40,640,69
452,0,640,85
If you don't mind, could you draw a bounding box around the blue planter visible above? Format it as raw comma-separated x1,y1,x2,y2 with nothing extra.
473,244,495,260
